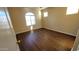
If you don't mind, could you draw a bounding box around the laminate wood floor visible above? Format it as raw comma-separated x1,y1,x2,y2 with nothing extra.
16,28,75,51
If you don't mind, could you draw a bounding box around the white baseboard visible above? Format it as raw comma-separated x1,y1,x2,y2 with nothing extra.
15,27,76,37
15,28,42,35
15,30,29,34
44,27,76,37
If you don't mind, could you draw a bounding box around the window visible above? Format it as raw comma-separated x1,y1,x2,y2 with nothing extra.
66,7,78,15
43,12,48,17
25,12,35,26
39,10,41,16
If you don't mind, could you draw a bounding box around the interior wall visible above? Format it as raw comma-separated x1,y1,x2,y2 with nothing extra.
42,7,79,36
8,7,41,34
0,8,18,51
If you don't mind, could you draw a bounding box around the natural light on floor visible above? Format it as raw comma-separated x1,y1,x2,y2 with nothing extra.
30,26,33,31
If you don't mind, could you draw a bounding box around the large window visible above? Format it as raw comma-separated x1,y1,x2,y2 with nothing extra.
25,12,35,26
43,11,48,17
66,7,78,15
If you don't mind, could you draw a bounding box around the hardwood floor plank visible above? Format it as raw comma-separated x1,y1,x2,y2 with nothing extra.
16,28,75,51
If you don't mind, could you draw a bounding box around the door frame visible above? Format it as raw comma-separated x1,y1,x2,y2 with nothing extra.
4,7,20,51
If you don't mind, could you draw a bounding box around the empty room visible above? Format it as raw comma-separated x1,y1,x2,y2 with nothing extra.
0,7,79,51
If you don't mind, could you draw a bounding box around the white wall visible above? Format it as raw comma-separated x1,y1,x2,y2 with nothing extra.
0,8,18,51
8,7,41,34
72,29,79,51
8,7,79,36
42,7,79,36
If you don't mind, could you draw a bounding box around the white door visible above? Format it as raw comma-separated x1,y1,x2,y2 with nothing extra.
72,30,79,51
0,7,19,51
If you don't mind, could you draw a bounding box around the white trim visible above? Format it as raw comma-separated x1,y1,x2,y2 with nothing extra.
15,27,42,34
5,8,20,51
45,27,76,37
39,7,48,10
15,30,30,34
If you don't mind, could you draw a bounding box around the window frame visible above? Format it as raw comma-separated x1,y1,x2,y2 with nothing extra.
25,12,35,26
